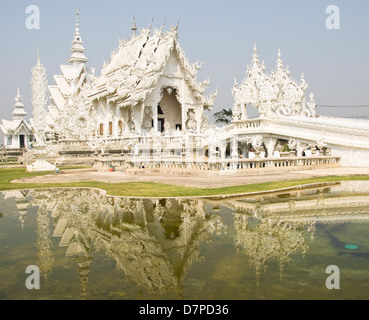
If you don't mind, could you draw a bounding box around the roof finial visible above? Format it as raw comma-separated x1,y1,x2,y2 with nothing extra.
252,43,259,65
276,49,283,69
16,86,21,101
160,19,166,33
149,16,155,30
131,16,137,32
75,10,80,36
37,45,40,63
67,10,88,65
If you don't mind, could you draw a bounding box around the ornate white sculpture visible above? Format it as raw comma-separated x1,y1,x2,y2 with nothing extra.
252,135,264,153
233,46,316,119
31,51,48,145
27,51,56,172
186,110,197,131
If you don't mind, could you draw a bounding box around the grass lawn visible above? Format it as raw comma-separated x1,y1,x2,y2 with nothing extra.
1,167,369,198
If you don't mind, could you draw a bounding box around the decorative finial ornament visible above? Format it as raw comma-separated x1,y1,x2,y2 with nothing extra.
131,16,137,32
149,16,154,30
76,10,80,29
75,10,80,37
252,44,259,65
15,87,22,102
276,49,283,69
37,45,40,63
160,19,166,32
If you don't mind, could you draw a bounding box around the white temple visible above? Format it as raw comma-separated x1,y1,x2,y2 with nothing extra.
0,89,33,149
45,13,215,143
2,12,369,170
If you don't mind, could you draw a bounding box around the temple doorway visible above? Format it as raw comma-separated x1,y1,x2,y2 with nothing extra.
19,135,25,148
157,87,182,132
158,118,165,133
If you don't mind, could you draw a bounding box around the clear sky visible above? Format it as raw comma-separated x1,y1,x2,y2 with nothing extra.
1,0,369,140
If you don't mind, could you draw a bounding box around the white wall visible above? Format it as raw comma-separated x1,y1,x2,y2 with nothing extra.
331,146,369,168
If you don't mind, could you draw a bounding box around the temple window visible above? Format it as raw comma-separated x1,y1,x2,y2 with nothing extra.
118,120,123,134
99,123,104,136
158,104,164,115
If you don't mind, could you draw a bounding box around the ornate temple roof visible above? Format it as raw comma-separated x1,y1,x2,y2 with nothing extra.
232,45,316,118
47,12,95,122
0,89,32,135
87,25,216,109
12,88,27,120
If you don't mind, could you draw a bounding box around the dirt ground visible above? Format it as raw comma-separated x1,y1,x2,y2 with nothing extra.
12,167,369,188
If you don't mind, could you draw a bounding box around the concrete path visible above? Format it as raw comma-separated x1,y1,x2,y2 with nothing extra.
13,167,369,188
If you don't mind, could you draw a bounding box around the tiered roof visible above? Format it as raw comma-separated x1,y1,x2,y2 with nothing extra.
47,12,95,121
0,89,32,135
87,25,216,109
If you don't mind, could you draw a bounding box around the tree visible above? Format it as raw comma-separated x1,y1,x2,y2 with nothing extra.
213,108,233,125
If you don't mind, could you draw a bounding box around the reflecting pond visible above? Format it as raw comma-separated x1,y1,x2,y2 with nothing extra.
1,181,369,300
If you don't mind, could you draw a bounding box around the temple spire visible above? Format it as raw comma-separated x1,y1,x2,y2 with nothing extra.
37,45,40,64
67,10,88,66
12,88,27,120
131,16,137,33
252,43,259,66
31,49,48,142
276,49,283,70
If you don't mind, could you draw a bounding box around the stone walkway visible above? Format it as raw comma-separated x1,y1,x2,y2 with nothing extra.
13,167,369,188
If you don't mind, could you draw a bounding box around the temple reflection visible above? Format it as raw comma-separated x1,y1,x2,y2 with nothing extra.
221,181,369,284
30,189,226,295
1,181,369,295
3,190,31,230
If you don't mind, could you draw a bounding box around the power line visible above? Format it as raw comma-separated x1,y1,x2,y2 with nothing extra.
317,105,369,108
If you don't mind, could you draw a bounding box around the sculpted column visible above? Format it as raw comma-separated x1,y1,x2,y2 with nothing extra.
219,140,227,161
241,104,248,120
264,137,277,158
296,141,305,157
181,79,186,132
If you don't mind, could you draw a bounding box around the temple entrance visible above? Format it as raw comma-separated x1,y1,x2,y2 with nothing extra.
19,135,25,148
157,87,182,132
158,118,165,133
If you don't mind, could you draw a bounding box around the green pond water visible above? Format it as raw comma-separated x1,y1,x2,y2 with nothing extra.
1,181,369,300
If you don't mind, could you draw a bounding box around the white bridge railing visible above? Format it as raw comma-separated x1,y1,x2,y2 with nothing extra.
96,155,340,172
